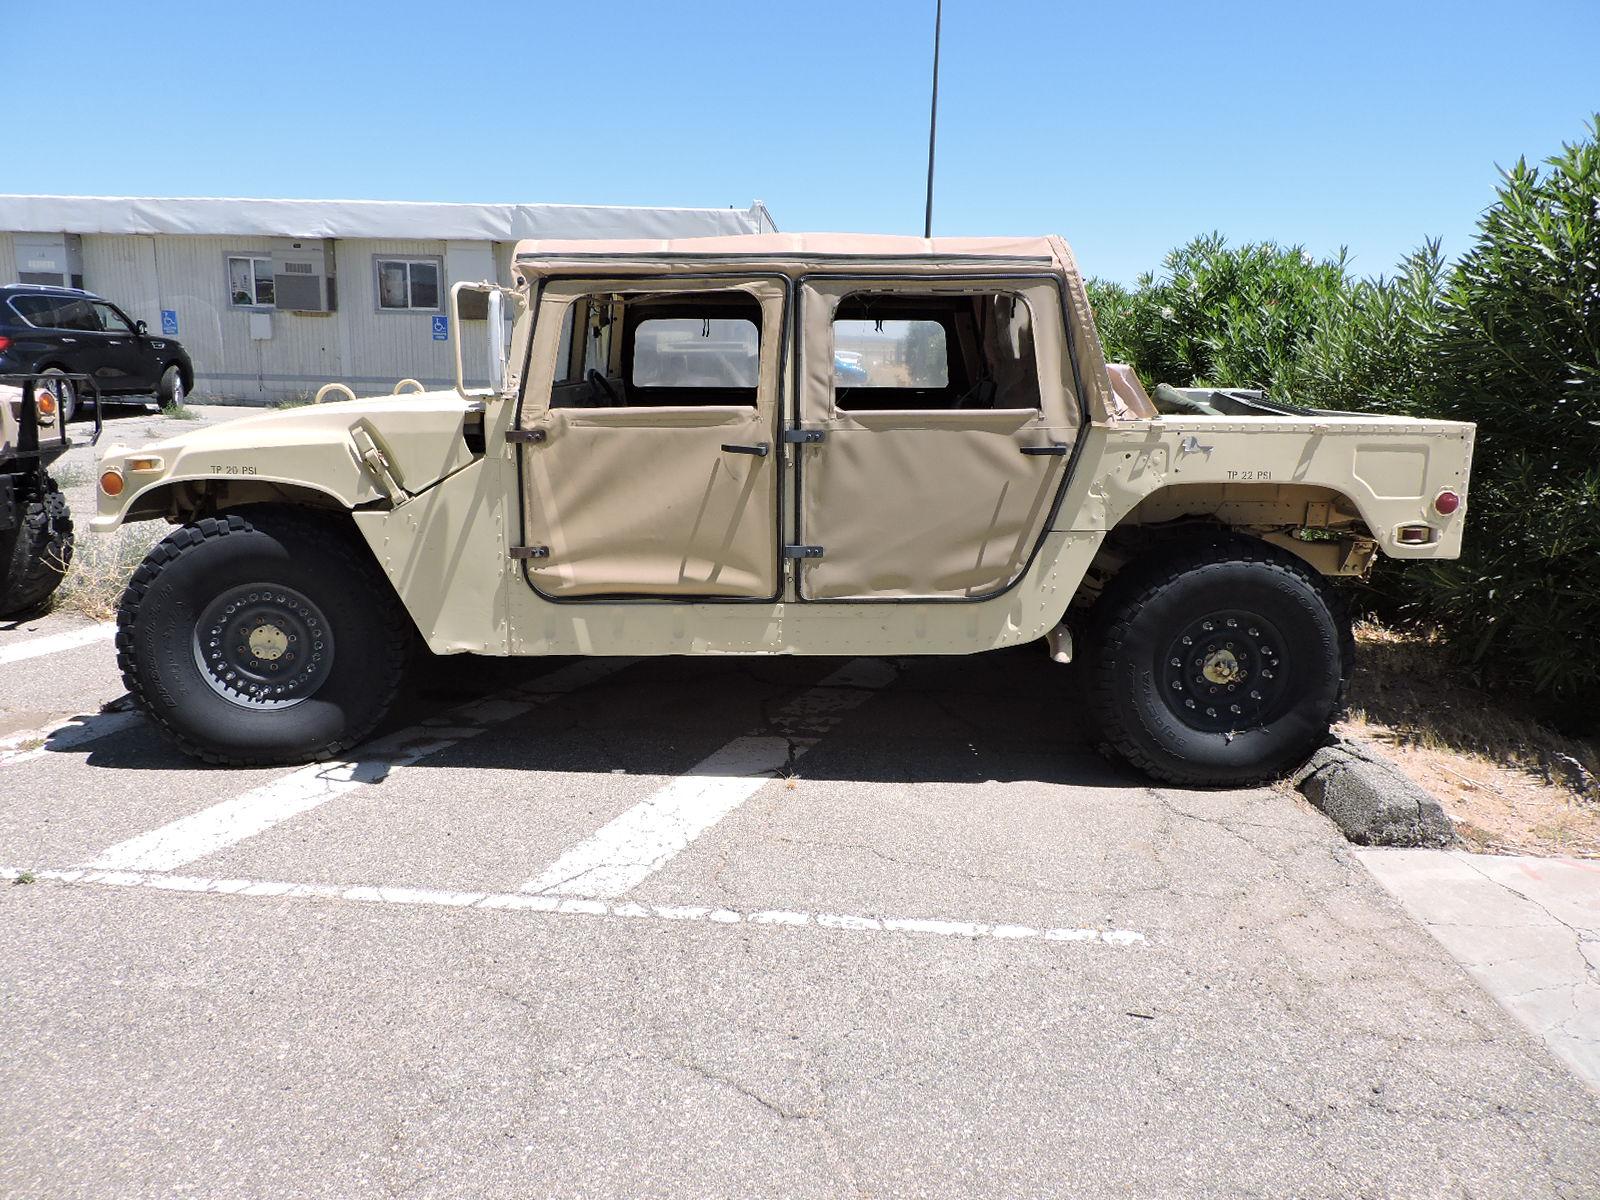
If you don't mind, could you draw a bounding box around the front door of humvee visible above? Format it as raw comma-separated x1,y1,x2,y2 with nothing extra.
515,277,784,600
793,277,1081,600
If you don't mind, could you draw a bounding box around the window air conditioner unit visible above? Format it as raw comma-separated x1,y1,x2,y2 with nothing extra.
270,239,336,312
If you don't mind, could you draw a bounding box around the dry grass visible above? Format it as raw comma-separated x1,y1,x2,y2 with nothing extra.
51,523,166,621
1340,619,1600,857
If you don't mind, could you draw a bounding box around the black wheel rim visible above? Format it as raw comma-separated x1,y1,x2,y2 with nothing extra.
1158,609,1292,733
191,583,334,710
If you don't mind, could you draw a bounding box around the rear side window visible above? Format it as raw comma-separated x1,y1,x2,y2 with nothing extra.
833,320,949,389
8,295,99,331
831,291,1039,413
632,318,759,389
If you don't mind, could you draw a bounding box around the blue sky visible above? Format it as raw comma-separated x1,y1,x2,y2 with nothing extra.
8,0,1597,282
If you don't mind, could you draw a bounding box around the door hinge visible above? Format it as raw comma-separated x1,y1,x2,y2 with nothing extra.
783,544,824,560
781,429,826,444
509,545,549,560
506,428,546,444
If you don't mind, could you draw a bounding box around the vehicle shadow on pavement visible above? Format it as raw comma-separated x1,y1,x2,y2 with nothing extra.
75,644,1148,790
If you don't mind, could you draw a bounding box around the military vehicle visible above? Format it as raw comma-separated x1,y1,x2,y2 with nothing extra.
93,234,1474,783
1,374,85,617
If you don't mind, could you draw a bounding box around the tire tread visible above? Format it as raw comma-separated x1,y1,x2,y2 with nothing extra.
115,508,410,766
1087,535,1354,786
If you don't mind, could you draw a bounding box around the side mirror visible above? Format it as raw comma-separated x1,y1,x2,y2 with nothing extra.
487,289,507,386
135,319,148,336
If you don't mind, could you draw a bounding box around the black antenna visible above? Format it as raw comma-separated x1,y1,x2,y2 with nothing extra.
923,0,942,239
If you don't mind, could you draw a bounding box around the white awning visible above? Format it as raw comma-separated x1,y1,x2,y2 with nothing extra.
0,195,776,241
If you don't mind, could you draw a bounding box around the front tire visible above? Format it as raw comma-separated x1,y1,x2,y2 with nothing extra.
0,474,73,618
116,509,412,765
1088,537,1353,786
156,363,185,407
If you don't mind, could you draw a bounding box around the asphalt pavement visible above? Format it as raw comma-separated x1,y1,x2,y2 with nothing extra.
2,404,1599,1198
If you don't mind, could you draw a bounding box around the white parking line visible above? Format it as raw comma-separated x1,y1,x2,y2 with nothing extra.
0,622,116,666
86,657,634,873
1,866,1147,948
0,709,144,766
524,658,898,898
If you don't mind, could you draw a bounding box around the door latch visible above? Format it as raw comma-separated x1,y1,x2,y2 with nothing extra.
509,545,549,560
781,429,826,444
506,428,546,444
783,545,824,559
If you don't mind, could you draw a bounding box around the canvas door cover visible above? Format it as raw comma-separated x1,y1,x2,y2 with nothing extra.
797,277,1079,600
518,277,784,598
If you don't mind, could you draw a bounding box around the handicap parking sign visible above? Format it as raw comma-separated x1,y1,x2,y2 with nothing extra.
160,309,178,336
431,314,449,341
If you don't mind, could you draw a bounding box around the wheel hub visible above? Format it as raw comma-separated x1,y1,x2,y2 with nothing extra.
1201,647,1242,685
191,584,334,709
1159,610,1290,733
247,622,289,662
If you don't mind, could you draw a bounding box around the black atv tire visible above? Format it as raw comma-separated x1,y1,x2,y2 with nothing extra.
1087,536,1354,786
0,475,74,619
116,508,412,766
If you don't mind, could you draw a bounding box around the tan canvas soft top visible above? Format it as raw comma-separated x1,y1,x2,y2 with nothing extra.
512,233,1116,422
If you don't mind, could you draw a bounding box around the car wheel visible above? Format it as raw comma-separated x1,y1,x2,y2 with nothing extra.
116,508,413,766
38,367,77,424
0,474,74,618
1087,535,1353,786
157,363,185,407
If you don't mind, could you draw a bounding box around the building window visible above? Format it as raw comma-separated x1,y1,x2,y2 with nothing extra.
375,257,441,311
227,256,274,307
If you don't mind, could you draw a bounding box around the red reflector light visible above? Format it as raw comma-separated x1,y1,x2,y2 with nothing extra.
1434,490,1461,515
0,336,10,352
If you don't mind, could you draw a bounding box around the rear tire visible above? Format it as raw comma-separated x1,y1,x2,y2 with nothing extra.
116,508,412,765
1087,536,1353,786
0,474,73,618
38,367,77,424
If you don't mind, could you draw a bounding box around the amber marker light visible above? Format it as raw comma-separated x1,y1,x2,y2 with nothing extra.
99,469,125,496
35,392,57,418
126,456,163,472
1434,489,1462,515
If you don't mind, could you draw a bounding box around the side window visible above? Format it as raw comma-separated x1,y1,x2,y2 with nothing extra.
376,257,442,311
53,299,101,332
551,291,762,408
227,255,274,307
9,296,64,327
832,292,1039,413
93,302,133,334
632,318,759,389
833,320,948,389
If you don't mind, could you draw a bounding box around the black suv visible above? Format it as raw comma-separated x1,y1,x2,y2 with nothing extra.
0,284,194,422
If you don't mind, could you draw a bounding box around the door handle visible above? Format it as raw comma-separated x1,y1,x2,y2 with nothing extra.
721,442,770,457
1020,443,1069,456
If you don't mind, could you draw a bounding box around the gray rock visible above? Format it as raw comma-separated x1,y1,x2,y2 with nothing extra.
1293,740,1455,847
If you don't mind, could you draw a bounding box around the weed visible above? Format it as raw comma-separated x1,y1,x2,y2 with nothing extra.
160,402,199,421
51,523,165,620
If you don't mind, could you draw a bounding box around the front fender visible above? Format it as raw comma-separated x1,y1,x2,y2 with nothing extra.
93,392,483,531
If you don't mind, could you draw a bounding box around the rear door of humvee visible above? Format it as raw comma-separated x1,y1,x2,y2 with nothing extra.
792,276,1081,600
514,277,785,600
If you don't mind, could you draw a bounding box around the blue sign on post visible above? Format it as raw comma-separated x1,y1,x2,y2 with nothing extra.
160,309,178,336
431,314,449,341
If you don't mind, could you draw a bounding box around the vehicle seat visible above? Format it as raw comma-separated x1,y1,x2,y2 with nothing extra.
1105,363,1158,419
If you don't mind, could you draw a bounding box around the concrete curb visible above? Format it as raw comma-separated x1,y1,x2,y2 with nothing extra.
1293,740,1455,847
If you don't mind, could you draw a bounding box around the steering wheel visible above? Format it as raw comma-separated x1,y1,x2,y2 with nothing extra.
586,369,619,404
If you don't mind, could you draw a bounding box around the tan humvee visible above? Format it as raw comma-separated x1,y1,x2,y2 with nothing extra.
1,377,74,617
95,234,1473,783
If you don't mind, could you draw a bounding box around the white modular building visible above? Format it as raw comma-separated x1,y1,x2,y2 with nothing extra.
0,195,777,403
